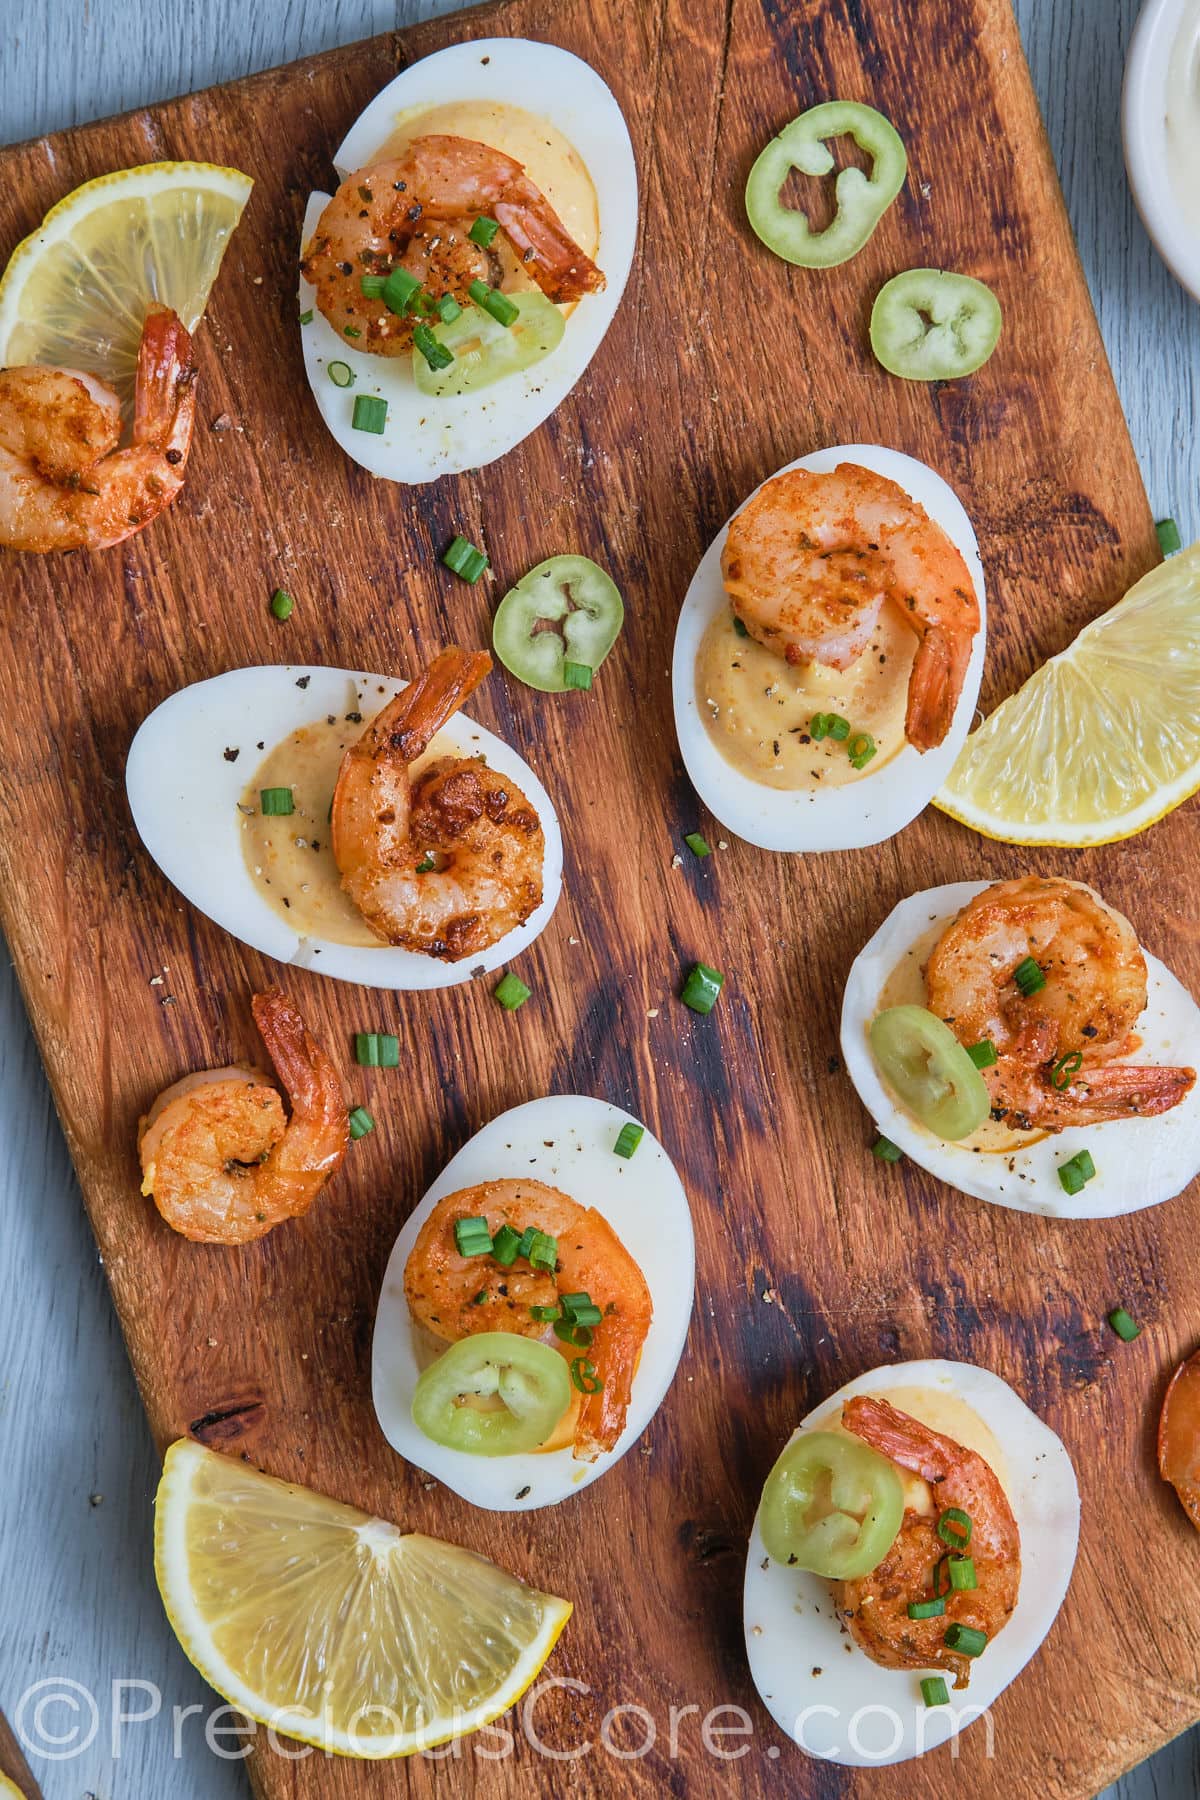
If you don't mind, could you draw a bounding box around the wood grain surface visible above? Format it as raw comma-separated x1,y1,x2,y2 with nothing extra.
0,1,1196,1797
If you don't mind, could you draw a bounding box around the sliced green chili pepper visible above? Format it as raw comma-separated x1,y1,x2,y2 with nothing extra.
870,269,1002,381
411,1332,571,1456
413,291,565,397
493,554,624,693
869,1005,990,1141
745,100,907,268
759,1429,904,1579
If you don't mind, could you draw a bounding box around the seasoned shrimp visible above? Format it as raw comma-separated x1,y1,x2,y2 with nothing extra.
926,877,1195,1128
138,990,348,1245
835,1397,1020,1689
405,1179,652,1461
0,304,195,553
721,463,980,751
301,134,605,356
332,646,544,960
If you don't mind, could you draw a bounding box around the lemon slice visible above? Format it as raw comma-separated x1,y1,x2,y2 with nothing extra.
0,162,252,413
936,543,1200,845
0,1778,25,1799
154,1439,571,1758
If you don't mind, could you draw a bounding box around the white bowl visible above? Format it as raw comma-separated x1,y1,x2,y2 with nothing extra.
1123,0,1200,301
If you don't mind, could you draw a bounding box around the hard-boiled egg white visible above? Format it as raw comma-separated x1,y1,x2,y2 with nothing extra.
126,665,561,991
371,1095,694,1511
841,880,1200,1217
298,37,637,482
743,1358,1079,1767
671,445,986,851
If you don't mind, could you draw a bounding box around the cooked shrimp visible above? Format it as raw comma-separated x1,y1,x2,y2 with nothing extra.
720,463,980,751
301,134,605,356
1159,1348,1200,1532
0,304,195,553
834,1397,1020,1689
138,990,348,1245
926,877,1195,1128
331,646,544,960
405,1179,652,1461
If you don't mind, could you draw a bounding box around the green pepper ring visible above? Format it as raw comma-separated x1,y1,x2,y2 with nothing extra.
870,268,1002,381
745,100,907,269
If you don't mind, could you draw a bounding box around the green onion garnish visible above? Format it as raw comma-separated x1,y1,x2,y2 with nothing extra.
299,309,314,326
454,1216,493,1257
1108,1306,1141,1342
872,1134,903,1163
343,325,361,338
810,713,850,742
570,1356,603,1394
529,1304,561,1323
467,278,519,327
527,1229,557,1272
354,1032,399,1068
554,1317,592,1348
681,962,724,1014
443,534,489,583
516,1226,538,1260
1157,517,1182,556
413,322,455,371
360,274,386,299
382,267,423,315
943,1623,987,1657
351,394,388,434
920,1676,949,1708
731,614,749,638
348,1107,375,1140
327,360,354,388
847,730,876,770
562,661,593,690
494,972,531,1011
967,1039,997,1069
560,1294,602,1328
468,215,501,248
269,589,294,621
437,292,462,323
489,1224,522,1266
259,787,294,816
613,1122,644,1159
944,1554,977,1592
1057,1147,1096,1195
684,832,711,858
414,853,435,874
1050,1050,1083,1090
906,1597,945,1620
1013,956,1045,996
936,1507,972,1549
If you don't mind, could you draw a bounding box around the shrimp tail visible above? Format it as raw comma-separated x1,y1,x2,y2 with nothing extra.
904,623,971,752
363,646,492,766
493,181,606,303
1022,1060,1196,1127
133,303,196,456
842,1395,957,1481
250,989,348,1174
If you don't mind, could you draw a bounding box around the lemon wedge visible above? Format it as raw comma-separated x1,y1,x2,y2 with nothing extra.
153,1439,571,1758
936,544,1200,844
0,162,252,413
0,1777,25,1799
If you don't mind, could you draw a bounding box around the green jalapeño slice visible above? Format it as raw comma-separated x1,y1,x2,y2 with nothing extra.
869,1004,991,1140
413,291,565,397
745,100,907,268
760,1430,904,1578
493,554,624,692
412,1332,571,1456
870,269,1002,380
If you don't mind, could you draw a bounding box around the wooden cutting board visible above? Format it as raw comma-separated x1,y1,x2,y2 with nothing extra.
1,0,1194,1795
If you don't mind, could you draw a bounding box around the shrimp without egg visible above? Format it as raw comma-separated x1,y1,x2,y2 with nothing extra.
331,646,544,960
301,134,605,355
721,463,980,751
925,877,1194,1129
0,304,195,553
835,1397,1020,1689
405,1179,652,1461
138,990,348,1244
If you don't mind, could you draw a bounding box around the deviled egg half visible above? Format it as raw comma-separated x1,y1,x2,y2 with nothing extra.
672,445,986,851
743,1359,1079,1766
298,37,637,481
372,1096,694,1511
126,660,561,991
841,879,1200,1217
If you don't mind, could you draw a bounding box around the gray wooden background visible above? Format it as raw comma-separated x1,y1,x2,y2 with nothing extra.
1,1,1197,1795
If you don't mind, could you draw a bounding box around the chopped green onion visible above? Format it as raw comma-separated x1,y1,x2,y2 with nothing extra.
872,1134,903,1163
382,267,423,315
1108,1306,1141,1342
473,1289,489,1305
1013,955,1045,996
527,1229,557,1272
847,730,876,770
571,1356,604,1394
1057,1148,1096,1195
943,1623,987,1658
343,325,361,338
468,215,501,248
554,1317,593,1348
360,274,386,299
681,962,724,1014
529,1304,561,1323
327,360,354,388
684,832,711,858
516,1226,538,1260
443,534,489,582
936,1507,972,1548
967,1039,998,1069
494,972,531,1011
299,308,314,326
1157,517,1182,556
906,1597,945,1620
920,1676,950,1708
562,661,593,690
613,1122,644,1159
259,787,294,816
941,1554,977,1592
1050,1050,1083,1090
351,394,388,434
559,1294,602,1328
269,588,294,621
810,712,850,741
413,321,455,372
414,853,436,874
348,1107,375,1140
731,614,749,637
437,292,462,323
468,278,519,327
454,1216,493,1257
490,1224,523,1267
354,1032,399,1068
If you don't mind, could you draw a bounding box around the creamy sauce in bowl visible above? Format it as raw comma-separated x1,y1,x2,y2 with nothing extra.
1168,0,1200,240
